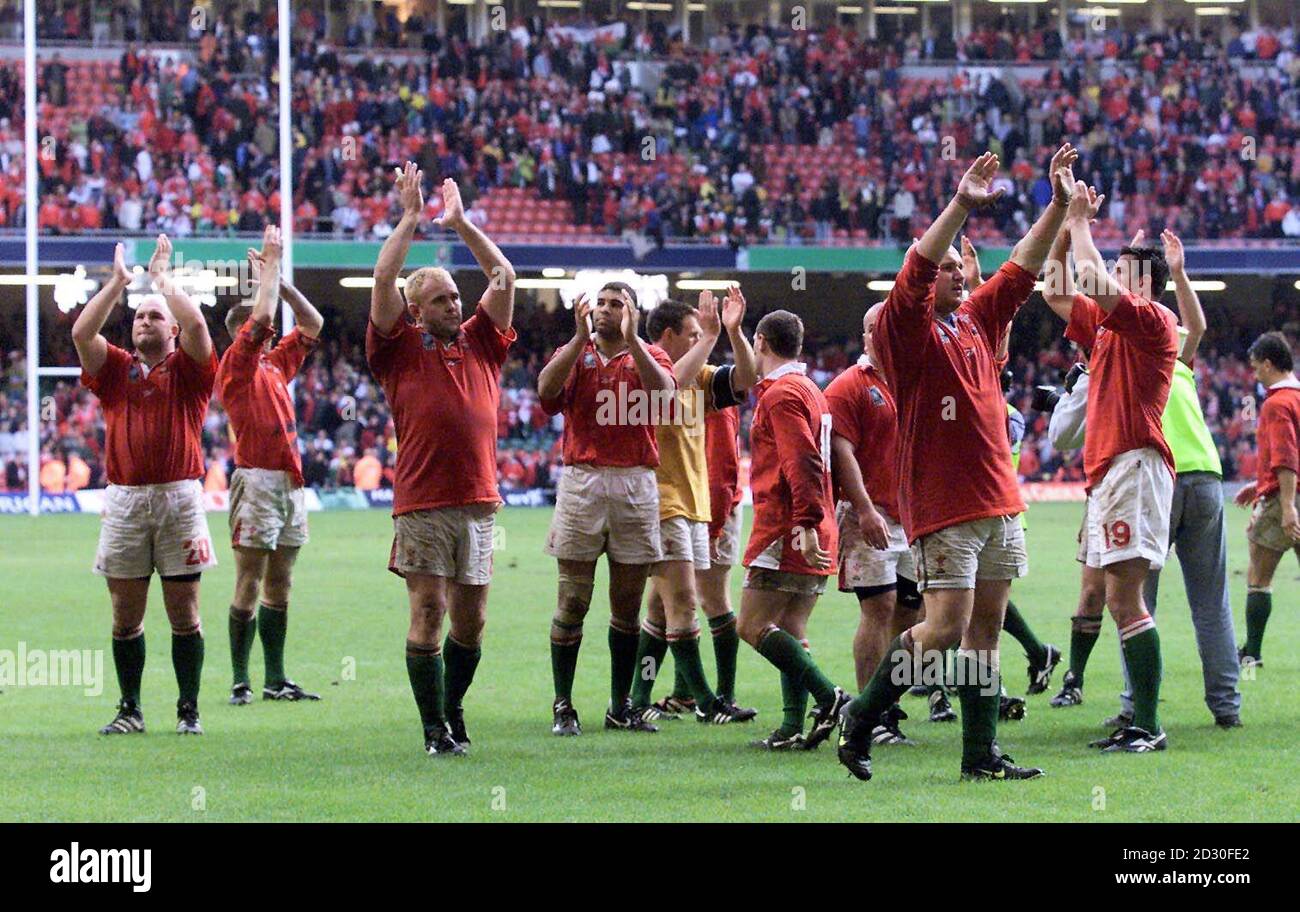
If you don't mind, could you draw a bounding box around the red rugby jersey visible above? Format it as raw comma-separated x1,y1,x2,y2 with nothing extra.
705,405,742,539
539,340,676,468
1253,378,1300,500
216,318,317,487
742,363,837,576
824,355,901,522
82,343,217,485
1065,292,1177,491
873,248,1033,541
366,311,515,515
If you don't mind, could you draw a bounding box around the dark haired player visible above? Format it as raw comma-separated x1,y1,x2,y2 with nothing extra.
538,280,676,735
1234,330,1300,668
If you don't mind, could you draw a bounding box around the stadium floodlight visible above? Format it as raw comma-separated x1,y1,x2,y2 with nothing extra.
686,2,707,9
626,2,674,10
1183,0,1243,4
1295,281,1300,292
541,268,568,279
538,0,583,6
1080,7,1122,15
339,276,407,289
557,270,670,311
1192,6,1235,12
874,5,919,12
1188,281,1227,292
515,278,575,290
445,0,475,5
675,280,736,291
837,5,864,13
867,280,896,292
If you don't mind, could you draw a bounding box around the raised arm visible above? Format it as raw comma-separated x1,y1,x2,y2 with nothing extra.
1065,181,1124,312
915,152,1004,265
433,178,515,332
1007,144,1077,275
721,283,758,393
1162,229,1203,365
1042,225,1076,322
537,294,592,403
72,242,132,376
249,225,281,327
280,280,324,338
371,161,423,335
672,290,720,386
622,294,674,394
149,233,212,363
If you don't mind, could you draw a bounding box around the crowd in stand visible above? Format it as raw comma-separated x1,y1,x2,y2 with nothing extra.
3,298,1294,495
1,12,1297,245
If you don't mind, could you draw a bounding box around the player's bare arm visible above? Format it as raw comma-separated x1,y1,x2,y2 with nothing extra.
432,177,515,332
831,434,889,550
72,242,132,376
537,293,592,401
960,236,984,292
1007,144,1077,275
1043,224,1076,321
915,152,1003,266
249,225,282,327
247,242,324,338
1066,181,1124,312
722,283,758,393
671,290,721,385
1279,469,1300,541
148,233,212,363
1163,228,1204,364
1234,480,1258,507
621,293,674,393
371,161,423,335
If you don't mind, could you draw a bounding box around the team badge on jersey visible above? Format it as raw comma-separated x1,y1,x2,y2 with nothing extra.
869,387,884,406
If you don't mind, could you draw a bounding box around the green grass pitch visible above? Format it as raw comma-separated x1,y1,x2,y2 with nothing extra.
0,503,1294,822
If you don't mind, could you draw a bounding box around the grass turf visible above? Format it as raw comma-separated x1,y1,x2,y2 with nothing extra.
0,503,1293,822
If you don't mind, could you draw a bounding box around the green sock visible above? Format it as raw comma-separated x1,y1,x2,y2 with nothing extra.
955,654,1000,767
443,635,482,712
630,625,669,708
1069,616,1103,688
670,663,691,700
405,644,445,732
550,623,582,701
1244,590,1272,658
756,628,836,706
171,630,204,705
1121,623,1162,733
709,612,740,699
847,633,912,721
668,632,717,711
228,609,256,687
112,633,145,706
779,639,812,736
1002,601,1047,666
608,623,640,708
258,603,288,687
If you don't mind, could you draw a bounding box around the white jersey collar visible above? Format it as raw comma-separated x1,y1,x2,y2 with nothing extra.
1268,375,1300,391
764,361,807,383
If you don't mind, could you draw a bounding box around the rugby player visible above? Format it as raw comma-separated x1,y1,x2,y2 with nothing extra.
1043,183,1179,753
736,310,849,752
1234,330,1300,669
74,236,217,736
838,146,1080,782
826,303,926,745
217,225,324,705
630,286,758,724
367,163,517,756
538,282,676,735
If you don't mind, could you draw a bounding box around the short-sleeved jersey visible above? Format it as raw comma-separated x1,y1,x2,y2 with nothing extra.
216,318,317,487
873,248,1033,542
539,339,677,468
743,363,838,576
824,354,901,523
82,343,217,486
1254,378,1300,501
1065,291,1178,491
705,405,742,539
366,311,515,515
654,364,739,522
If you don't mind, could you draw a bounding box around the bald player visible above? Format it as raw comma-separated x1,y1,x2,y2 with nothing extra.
217,225,324,705
838,146,1079,782
367,163,516,757
74,236,217,736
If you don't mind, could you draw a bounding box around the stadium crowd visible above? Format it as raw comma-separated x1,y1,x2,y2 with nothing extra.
1,11,1298,246
3,297,1294,494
